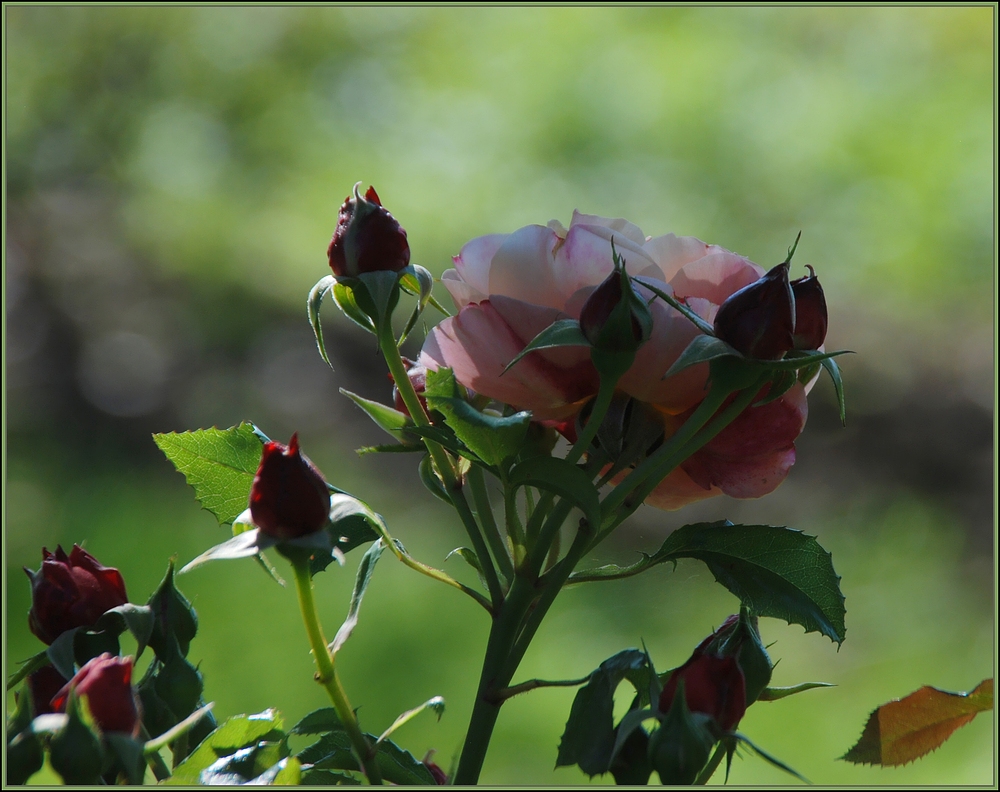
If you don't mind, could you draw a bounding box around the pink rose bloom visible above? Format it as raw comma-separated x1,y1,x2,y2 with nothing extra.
419,212,809,510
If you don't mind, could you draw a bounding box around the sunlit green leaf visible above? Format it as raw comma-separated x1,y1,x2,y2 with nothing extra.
153,423,264,526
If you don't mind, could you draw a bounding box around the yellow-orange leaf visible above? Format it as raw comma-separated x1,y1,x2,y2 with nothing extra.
841,679,993,766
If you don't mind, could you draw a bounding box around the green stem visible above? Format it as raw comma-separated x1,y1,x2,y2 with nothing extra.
506,526,594,680
454,574,537,784
291,557,382,785
694,741,728,785
378,319,504,610
599,381,733,524
594,377,766,551
469,465,514,585
496,675,591,702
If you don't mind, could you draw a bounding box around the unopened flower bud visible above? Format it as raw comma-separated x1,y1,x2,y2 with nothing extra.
25,545,128,645
25,665,69,716
659,653,747,733
701,611,773,706
714,261,795,360
249,434,330,540
51,653,140,736
579,265,651,353
649,679,716,785
790,266,828,351
328,184,410,278
390,358,429,418
422,753,448,785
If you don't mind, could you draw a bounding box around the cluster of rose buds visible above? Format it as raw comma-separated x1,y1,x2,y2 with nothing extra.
22,547,140,733
714,260,828,359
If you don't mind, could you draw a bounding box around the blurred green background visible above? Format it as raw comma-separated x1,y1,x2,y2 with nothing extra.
5,6,994,785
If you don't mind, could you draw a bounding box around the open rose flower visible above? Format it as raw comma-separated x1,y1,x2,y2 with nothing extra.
419,212,813,510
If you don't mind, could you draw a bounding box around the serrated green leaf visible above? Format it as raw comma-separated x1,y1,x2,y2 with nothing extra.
290,708,344,736
167,710,285,785
502,318,590,374
508,456,601,532
308,275,336,368
330,539,385,655
557,649,650,776
300,767,360,785
372,738,436,785
295,731,434,785
659,521,846,644
663,334,740,379
429,400,530,467
341,388,413,442
154,423,264,526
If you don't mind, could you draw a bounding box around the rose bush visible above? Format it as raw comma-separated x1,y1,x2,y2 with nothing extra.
419,212,812,509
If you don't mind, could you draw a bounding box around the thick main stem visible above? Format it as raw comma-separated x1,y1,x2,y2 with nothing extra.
291,558,382,785
454,574,537,784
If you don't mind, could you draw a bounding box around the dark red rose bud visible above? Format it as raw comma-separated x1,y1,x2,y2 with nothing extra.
249,433,330,540
714,261,795,360
328,184,410,278
390,358,428,418
25,545,128,645
52,653,140,735
423,758,448,785
579,266,650,352
659,653,747,732
790,266,828,350
26,665,69,716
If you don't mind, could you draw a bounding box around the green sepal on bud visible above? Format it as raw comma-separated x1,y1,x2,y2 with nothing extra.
582,241,653,381
705,608,774,707
648,679,716,785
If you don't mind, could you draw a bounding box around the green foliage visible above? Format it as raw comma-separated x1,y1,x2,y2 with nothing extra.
330,539,385,655
153,423,264,526
502,319,590,374
423,372,532,467
571,521,847,644
508,456,601,532
341,388,414,443
167,709,285,784
307,275,337,367
557,649,651,777
48,695,104,784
